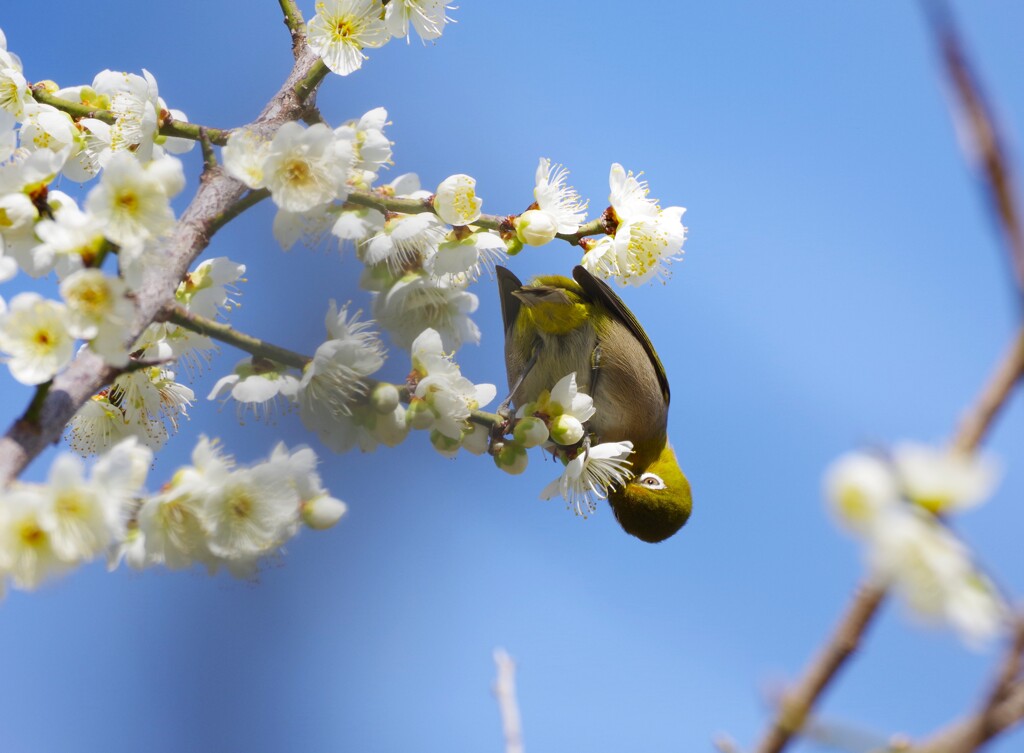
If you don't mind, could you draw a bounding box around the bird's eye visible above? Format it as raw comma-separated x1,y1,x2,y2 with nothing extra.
638,473,666,490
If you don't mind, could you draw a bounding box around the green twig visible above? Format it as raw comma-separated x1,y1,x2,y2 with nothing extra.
208,189,271,236
343,190,614,246
199,127,217,172
164,305,309,370
295,60,330,103
31,87,231,146
278,0,306,38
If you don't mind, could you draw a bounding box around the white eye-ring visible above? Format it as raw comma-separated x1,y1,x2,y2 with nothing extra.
637,473,666,490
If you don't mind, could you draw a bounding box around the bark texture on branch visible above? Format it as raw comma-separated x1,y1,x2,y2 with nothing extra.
0,46,324,487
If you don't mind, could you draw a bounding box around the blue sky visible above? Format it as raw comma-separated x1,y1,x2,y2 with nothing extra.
0,2,1022,752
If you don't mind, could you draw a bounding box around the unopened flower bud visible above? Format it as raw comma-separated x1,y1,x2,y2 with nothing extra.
515,209,558,247
302,495,348,530
549,414,584,446
370,382,400,414
494,441,528,475
514,416,549,448
406,399,435,430
431,429,461,458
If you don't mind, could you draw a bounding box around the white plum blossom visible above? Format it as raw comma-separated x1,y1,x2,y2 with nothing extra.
269,443,348,530
261,122,354,212
373,271,480,351
222,128,271,189
272,204,338,251
334,107,392,183
427,230,507,281
892,442,1000,514
298,302,386,441
201,462,300,564
385,0,452,41
611,207,687,286
587,163,687,285
608,162,659,223
409,328,496,441
67,393,138,456
175,257,246,319
91,69,161,160
868,507,1006,648
84,152,184,246
521,157,588,244
433,174,482,226
541,441,635,517
208,357,300,423
307,0,391,76
111,366,194,428
363,212,447,272
0,485,68,589
59,269,134,366
0,438,151,591
0,292,74,384
37,454,121,562
824,442,1007,648
19,103,78,158
31,200,107,279
0,65,31,120
824,450,901,534
331,205,385,246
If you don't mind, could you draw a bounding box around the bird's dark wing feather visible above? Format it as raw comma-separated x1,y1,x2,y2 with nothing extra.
495,266,523,337
572,266,671,404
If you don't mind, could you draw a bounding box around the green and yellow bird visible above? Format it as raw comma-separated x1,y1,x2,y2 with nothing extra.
496,265,692,543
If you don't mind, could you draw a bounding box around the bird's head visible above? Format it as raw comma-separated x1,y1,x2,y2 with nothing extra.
608,444,691,543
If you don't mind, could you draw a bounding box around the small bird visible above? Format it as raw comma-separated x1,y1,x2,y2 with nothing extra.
496,265,691,543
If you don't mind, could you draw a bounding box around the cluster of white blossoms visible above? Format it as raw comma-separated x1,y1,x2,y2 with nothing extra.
0,31,199,428
0,14,694,596
116,437,345,578
307,0,454,77
825,442,1005,647
0,438,151,593
406,327,495,457
496,372,636,517
0,434,345,593
65,256,247,456
580,164,687,286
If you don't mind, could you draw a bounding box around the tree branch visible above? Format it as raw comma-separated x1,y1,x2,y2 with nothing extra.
163,305,309,370
912,618,1024,752
343,190,613,246
30,88,233,146
921,0,1024,300
0,46,328,488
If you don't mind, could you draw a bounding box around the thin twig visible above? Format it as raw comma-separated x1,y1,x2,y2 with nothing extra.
163,305,309,370
30,88,232,146
492,648,525,753
950,323,1024,454
921,0,1024,299
343,190,612,245
754,582,887,753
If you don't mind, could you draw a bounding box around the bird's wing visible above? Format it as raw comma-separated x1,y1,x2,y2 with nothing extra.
572,265,671,404
495,266,523,336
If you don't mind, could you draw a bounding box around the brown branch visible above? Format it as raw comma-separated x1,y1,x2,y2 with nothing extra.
951,328,1024,453
912,618,1024,753
753,582,887,753
922,0,1024,298
754,318,1024,753
0,47,327,487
